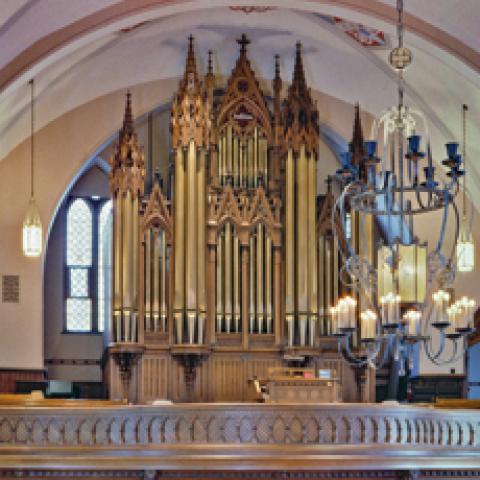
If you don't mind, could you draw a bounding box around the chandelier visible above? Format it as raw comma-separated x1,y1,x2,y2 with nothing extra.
456,104,475,272
22,78,43,258
330,0,475,375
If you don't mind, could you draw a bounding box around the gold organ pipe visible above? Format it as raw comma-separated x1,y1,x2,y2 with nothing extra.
260,138,267,185
113,193,123,312
186,140,197,313
239,143,244,187
145,231,151,332
249,235,255,333
197,150,206,341
318,236,324,336
297,145,308,313
308,154,317,346
256,224,264,334
218,139,223,184
123,193,132,341
224,223,232,333
123,192,132,311
173,147,185,343
325,239,332,335
153,231,160,332
132,194,139,312
216,235,223,332
160,231,167,332
227,126,233,177
233,234,240,333
285,150,294,317
333,237,339,304
242,143,247,187
266,234,272,334
248,138,253,188
253,127,258,187
233,136,239,186
222,133,229,185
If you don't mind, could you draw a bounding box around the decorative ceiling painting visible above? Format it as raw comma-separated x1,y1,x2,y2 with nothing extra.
319,14,389,48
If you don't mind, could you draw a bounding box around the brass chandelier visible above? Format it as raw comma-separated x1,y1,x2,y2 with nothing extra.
330,0,475,373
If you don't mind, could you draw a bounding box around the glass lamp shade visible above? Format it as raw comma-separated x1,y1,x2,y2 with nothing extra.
456,222,475,272
22,197,42,257
377,242,427,304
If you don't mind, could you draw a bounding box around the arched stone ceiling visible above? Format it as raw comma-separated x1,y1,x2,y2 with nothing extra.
0,1,479,206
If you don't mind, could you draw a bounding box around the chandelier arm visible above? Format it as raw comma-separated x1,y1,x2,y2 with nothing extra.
422,336,462,366
433,192,451,255
376,336,394,370
448,199,461,266
340,334,383,368
423,330,447,362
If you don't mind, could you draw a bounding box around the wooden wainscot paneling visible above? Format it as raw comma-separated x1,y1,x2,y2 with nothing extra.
0,368,45,394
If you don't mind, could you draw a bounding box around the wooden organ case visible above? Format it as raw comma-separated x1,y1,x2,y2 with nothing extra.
104,35,369,403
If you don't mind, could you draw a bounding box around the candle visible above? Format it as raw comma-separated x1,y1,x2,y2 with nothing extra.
403,309,420,336
395,294,401,324
381,296,387,326
330,306,338,334
361,309,377,339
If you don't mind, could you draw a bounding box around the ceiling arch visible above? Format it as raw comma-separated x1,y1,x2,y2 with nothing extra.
0,1,479,209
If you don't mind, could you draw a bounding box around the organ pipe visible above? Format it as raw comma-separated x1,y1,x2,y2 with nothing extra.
285,150,294,319
197,150,206,340
225,223,232,333
153,231,160,331
266,235,272,334
216,235,223,332
160,231,167,332
256,224,264,334
234,234,240,333
249,235,255,333
186,140,197,314
173,147,185,343
145,232,152,332
318,236,325,336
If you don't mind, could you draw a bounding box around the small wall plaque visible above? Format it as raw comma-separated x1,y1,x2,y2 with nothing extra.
2,275,20,303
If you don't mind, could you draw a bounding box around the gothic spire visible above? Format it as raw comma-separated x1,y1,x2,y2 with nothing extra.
350,103,364,154
292,42,307,95
120,90,134,138
183,35,198,82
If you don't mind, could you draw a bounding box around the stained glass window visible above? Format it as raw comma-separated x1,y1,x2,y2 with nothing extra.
67,199,92,266
66,298,92,332
98,201,112,333
66,199,92,332
64,197,112,333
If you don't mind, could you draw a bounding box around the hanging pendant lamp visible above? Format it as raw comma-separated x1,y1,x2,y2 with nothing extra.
22,79,42,258
456,104,475,272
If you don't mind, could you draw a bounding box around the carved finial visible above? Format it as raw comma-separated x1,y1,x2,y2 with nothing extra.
292,42,307,93
121,90,134,138
207,50,213,75
184,35,197,79
237,33,250,54
351,102,364,152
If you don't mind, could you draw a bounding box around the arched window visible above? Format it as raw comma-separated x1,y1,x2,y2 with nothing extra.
98,200,112,333
64,197,112,333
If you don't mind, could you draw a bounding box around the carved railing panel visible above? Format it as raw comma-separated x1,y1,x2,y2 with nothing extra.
0,404,478,449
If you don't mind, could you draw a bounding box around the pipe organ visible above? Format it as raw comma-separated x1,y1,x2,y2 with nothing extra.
105,35,371,403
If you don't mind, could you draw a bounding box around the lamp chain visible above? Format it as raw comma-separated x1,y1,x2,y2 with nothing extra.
462,104,467,217
29,79,35,199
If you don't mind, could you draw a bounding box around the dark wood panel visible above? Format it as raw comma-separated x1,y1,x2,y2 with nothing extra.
0,368,45,394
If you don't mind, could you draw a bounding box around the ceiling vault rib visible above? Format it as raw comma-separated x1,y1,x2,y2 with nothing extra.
0,0,479,97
